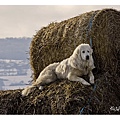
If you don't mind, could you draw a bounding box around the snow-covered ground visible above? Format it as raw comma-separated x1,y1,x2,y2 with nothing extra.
1,75,32,90
0,59,29,76
0,63,32,90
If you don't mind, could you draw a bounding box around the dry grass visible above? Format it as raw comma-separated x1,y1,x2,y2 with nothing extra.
0,72,119,114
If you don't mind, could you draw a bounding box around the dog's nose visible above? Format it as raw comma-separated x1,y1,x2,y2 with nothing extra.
86,55,89,60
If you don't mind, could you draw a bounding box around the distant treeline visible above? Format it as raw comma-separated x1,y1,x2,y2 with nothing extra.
0,37,32,60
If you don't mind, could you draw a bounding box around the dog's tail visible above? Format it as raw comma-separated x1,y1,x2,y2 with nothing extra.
22,85,37,96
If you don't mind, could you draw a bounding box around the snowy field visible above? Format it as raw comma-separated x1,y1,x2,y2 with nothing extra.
0,69,32,90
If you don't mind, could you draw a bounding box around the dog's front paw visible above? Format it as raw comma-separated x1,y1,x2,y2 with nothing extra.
22,87,30,96
81,79,91,85
22,86,35,97
89,77,94,84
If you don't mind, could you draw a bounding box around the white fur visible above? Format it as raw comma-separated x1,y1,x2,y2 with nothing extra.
22,43,95,96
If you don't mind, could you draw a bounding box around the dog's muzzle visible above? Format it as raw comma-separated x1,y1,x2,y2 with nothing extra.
86,55,89,60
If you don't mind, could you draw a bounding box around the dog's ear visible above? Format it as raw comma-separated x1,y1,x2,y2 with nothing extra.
79,47,83,60
69,50,83,70
77,45,84,61
89,57,95,70
69,45,83,70
69,56,78,69
73,46,80,56
73,45,83,61
69,55,83,70
90,48,93,55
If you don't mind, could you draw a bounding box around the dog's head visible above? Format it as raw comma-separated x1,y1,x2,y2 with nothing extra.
73,44,93,61
79,44,93,61
69,43,95,70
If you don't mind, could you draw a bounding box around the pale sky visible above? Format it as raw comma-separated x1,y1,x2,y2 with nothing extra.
0,5,120,38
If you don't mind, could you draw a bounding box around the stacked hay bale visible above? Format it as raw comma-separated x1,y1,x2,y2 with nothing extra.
30,8,120,81
0,74,119,114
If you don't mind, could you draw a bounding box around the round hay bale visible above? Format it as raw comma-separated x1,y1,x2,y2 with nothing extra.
30,8,120,81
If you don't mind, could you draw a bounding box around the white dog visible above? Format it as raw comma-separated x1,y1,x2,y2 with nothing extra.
22,43,95,96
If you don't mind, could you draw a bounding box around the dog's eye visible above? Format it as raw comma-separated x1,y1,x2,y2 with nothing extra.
87,50,89,53
82,51,85,53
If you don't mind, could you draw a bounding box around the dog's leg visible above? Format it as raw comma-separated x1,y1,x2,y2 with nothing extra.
22,85,37,96
68,72,90,85
89,71,94,84
22,73,57,96
21,78,52,97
